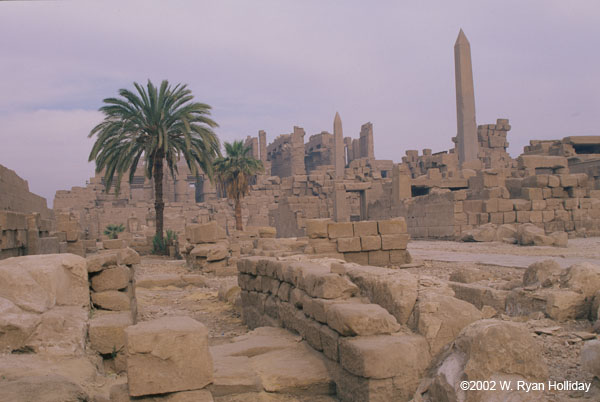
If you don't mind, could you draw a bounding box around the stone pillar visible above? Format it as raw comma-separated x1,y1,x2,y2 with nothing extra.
258,130,267,164
333,112,345,178
344,137,353,164
291,126,306,176
359,122,374,159
352,138,361,161
392,164,411,203
333,184,348,222
454,29,479,165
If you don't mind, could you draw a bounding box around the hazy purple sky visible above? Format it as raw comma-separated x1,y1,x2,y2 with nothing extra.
1,1,599,206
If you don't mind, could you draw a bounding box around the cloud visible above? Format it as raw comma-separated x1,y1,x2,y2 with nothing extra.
0,109,102,206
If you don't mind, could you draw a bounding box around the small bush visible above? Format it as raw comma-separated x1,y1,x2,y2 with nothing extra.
151,234,167,255
104,223,125,239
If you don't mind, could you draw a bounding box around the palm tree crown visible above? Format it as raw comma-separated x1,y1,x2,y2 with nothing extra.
88,79,220,244
213,140,264,230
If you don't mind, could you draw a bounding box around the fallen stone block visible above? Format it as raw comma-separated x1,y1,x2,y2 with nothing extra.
91,265,131,292
125,316,213,397
103,239,125,249
89,311,132,355
326,303,401,336
91,290,131,311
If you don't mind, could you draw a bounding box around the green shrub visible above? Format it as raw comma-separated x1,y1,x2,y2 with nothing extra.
104,223,125,239
151,234,167,255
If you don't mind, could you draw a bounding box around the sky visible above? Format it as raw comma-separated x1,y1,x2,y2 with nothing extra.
1,0,599,206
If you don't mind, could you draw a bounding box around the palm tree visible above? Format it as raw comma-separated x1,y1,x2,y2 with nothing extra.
88,80,220,246
213,141,264,231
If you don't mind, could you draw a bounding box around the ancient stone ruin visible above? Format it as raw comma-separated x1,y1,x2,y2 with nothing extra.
2,29,600,401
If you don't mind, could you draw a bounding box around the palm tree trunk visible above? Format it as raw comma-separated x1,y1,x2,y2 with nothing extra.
153,155,165,245
234,198,243,231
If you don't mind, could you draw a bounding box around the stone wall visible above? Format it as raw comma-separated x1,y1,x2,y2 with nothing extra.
0,211,59,259
237,256,430,401
0,164,52,220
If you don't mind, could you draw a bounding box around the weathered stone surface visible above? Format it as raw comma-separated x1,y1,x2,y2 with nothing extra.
411,293,483,356
545,290,588,321
209,355,262,396
339,333,430,379
449,282,508,311
118,247,141,265
91,290,131,311
345,265,418,325
353,221,378,236
560,262,600,298
210,327,301,358
581,339,600,379
389,249,412,265
337,237,361,253
360,235,381,251
186,221,221,244
377,218,407,235
326,303,401,336
25,306,88,356
415,320,548,402
0,374,90,402
250,342,334,396
328,222,354,239
86,252,118,273
89,311,132,354
0,297,40,352
0,254,89,313
91,265,130,292
258,226,277,239
103,239,125,249
306,219,331,239
125,316,213,397
523,259,563,287
300,270,358,299
517,224,553,246
549,231,568,247
381,234,409,250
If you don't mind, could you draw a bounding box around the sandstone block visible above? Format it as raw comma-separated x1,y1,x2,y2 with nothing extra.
337,237,361,253
389,249,412,265
581,339,600,379
186,221,220,244
117,247,141,265
343,251,369,265
523,259,563,287
368,250,389,266
327,222,354,239
92,290,131,311
339,333,430,379
377,218,407,235
86,253,118,273
381,234,408,250
305,219,331,239
546,290,588,321
125,316,213,397
326,303,400,336
257,226,276,238
103,239,124,249
353,221,378,236
360,235,381,251
91,266,130,292
89,311,132,354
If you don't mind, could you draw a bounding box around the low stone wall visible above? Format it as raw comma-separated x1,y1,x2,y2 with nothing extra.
237,256,430,401
0,211,58,259
86,247,139,373
305,218,412,266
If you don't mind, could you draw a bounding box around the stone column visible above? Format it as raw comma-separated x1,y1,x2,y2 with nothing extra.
392,164,411,203
333,112,345,178
333,184,348,222
454,29,479,165
359,122,374,159
291,126,306,176
258,130,267,164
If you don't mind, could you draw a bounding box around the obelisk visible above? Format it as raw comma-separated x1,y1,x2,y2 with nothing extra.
333,112,344,178
454,29,478,165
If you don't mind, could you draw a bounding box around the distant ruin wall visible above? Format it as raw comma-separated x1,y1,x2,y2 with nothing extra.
0,164,52,219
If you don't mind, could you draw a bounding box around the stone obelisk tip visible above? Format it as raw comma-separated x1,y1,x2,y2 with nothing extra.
455,29,469,46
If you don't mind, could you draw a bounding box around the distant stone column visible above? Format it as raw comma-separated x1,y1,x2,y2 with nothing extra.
359,122,374,159
258,130,267,164
291,126,306,176
333,183,348,222
454,29,479,165
333,112,345,178
392,164,411,203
